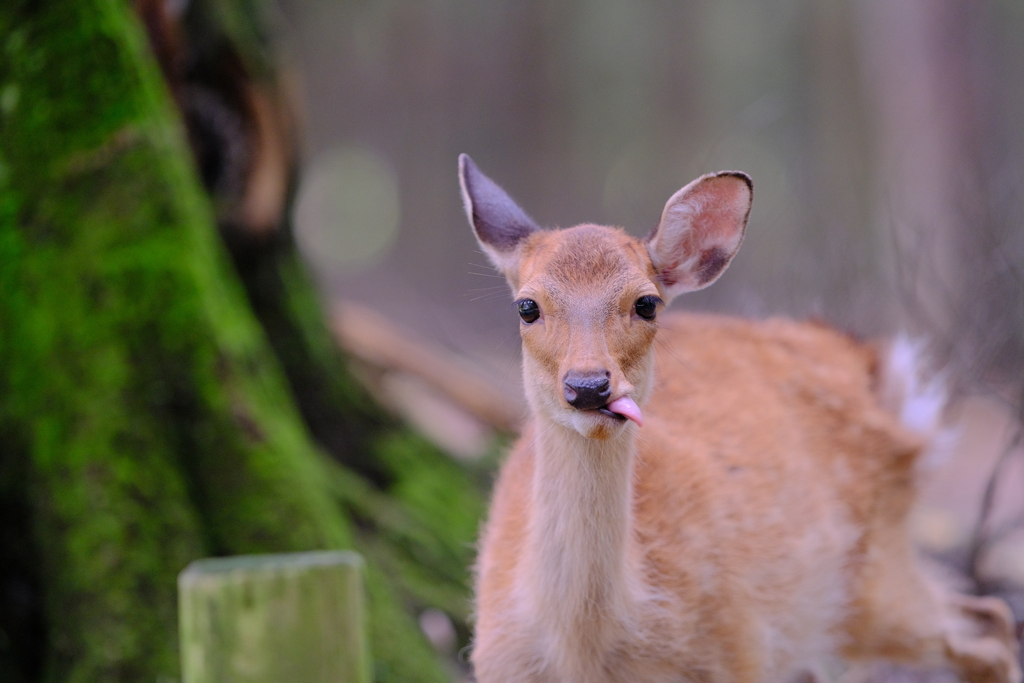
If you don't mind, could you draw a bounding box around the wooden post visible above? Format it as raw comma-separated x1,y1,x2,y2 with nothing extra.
179,551,371,683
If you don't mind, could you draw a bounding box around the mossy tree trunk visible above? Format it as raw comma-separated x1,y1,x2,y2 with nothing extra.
0,1,483,682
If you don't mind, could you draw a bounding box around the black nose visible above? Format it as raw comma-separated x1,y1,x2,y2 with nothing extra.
563,371,611,410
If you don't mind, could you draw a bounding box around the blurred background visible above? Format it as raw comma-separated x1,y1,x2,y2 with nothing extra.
224,0,1024,674
2,0,1023,681
285,0,1024,604
284,0,1023,361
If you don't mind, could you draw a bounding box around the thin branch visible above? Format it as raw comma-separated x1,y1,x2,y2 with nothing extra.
967,423,1024,588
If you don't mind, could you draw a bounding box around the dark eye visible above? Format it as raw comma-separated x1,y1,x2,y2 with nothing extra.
634,295,660,321
517,299,540,323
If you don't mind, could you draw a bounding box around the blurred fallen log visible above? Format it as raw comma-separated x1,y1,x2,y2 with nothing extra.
333,300,523,459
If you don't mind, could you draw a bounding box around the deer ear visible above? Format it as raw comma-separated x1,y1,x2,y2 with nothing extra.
646,171,752,301
459,154,539,278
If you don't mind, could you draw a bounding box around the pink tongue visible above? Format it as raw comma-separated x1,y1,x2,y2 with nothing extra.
607,396,643,427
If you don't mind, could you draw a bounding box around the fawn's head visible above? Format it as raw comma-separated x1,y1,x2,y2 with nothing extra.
459,155,752,440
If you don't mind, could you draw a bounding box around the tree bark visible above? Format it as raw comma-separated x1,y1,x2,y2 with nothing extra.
0,1,481,681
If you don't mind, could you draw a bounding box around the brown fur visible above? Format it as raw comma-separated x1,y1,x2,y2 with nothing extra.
459,159,1021,683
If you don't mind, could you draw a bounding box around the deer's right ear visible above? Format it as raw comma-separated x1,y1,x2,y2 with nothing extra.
459,154,538,279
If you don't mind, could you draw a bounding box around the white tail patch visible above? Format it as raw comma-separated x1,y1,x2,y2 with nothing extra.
881,335,954,472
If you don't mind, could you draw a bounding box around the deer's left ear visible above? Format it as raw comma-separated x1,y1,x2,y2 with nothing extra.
645,171,752,301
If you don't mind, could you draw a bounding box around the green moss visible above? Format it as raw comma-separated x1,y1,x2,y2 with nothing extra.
1,1,489,681
363,566,450,683
328,439,486,681
376,433,485,551
0,0,352,679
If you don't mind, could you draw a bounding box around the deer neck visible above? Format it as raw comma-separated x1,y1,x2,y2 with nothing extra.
523,418,640,659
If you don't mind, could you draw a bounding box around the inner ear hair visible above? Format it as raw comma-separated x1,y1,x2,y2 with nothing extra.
459,154,539,276
647,171,752,299
459,154,538,251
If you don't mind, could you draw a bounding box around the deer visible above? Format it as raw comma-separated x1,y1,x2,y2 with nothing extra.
457,153,1022,683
